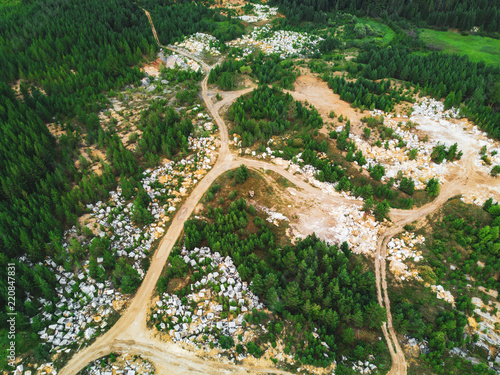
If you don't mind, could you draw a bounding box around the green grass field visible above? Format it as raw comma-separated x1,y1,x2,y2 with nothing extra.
420,29,500,66
358,18,395,45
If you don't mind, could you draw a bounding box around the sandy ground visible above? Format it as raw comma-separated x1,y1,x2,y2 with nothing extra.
46,123,66,138
287,74,369,133
290,74,500,204
141,57,164,77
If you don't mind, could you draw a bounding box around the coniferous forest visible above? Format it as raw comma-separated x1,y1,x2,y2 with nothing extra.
272,0,500,32
138,0,245,45
0,0,201,358
0,0,155,258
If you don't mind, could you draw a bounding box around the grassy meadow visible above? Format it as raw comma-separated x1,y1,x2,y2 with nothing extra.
420,29,500,66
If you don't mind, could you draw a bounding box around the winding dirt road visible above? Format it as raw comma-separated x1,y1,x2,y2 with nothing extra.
59,10,500,375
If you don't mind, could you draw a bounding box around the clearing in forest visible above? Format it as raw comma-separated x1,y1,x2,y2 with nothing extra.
420,29,500,66
290,74,368,125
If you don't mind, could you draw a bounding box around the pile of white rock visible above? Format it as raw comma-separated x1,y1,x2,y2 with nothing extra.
81,353,156,375
256,205,289,226
159,51,201,72
351,360,378,374
233,139,356,201
31,131,216,355
461,192,498,207
474,134,500,174
411,98,460,119
325,203,381,255
175,33,221,56
87,196,152,278
387,232,425,281
404,335,430,355
289,201,381,256
350,111,452,190
387,232,425,262
235,143,383,256
25,252,129,352
429,284,455,305
194,107,218,134
188,135,217,167
227,26,323,58
85,148,215,277
236,141,274,161
236,4,278,23
151,246,263,356
139,74,173,94
13,363,57,375
411,98,500,183
470,297,500,353
271,154,357,201
34,162,182,351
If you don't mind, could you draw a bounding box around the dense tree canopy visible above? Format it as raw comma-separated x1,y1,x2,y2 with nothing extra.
272,0,500,32
138,0,244,45
0,0,202,344
228,85,323,146
209,53,298,90
0,0,156,116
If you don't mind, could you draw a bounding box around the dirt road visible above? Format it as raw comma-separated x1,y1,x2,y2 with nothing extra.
142,9,161,47
59,9,500,375
60,17,363,372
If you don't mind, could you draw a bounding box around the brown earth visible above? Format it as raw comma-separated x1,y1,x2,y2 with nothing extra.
286,74,370,136
141,57,165,77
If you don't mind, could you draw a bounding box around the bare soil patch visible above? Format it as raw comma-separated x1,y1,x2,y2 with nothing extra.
141,57,165,77
46,122,66,139
167,274,192,293
10,79,47,99
77,213,99,235
288,74,369,131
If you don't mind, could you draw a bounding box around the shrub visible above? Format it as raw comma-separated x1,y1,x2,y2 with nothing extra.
418,265,437,284
369,164,385,181
399,177,415,195
219,335,235,349
374,200,390,221
246,341,263,358
408,148,418,160
426,178,440,197
128,132,138,142
235,165,249,184
363,127,371,139
363,196,375,212
431,143,462,163
491,165,500,177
